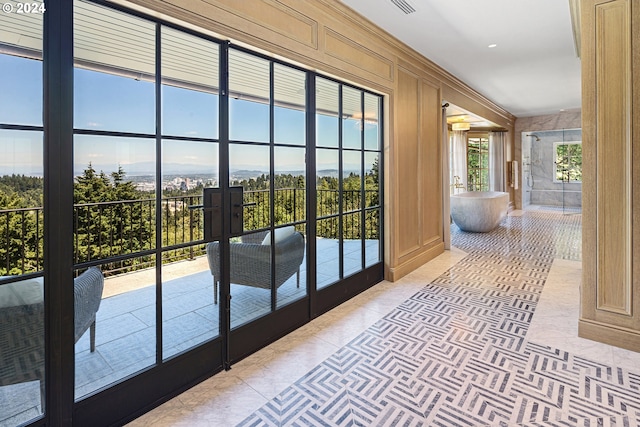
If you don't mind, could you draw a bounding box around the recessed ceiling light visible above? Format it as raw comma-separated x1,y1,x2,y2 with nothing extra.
488,44,497,48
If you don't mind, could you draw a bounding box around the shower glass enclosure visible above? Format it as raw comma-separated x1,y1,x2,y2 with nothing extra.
521,129,582,214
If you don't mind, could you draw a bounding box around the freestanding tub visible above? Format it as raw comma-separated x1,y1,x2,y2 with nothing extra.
450,191,509,232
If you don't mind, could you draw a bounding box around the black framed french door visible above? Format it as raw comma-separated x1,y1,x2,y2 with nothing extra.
221,46,311,362
0,1,384,425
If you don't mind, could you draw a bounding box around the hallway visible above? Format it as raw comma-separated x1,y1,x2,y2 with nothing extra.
129,211,640,426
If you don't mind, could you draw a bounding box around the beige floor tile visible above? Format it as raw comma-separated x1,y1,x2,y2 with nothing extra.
612,346,640,373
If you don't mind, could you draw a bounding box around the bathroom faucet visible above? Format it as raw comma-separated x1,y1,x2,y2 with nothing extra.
453,175,466,190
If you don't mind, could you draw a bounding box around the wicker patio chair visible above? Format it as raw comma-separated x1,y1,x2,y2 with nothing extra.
206,230,305,304
74,267,105,352
0,267,104,407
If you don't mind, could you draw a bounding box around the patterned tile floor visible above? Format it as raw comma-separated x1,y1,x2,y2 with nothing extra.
127,211,640,427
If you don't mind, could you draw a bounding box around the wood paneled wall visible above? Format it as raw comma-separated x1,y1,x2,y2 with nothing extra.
117,0,516,281
580,0,640,351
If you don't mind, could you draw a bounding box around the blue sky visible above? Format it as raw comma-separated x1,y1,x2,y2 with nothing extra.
1,54,379,177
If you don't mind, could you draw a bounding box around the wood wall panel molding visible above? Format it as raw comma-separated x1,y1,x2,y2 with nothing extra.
396,66,421,258
633,0,640,330
421,79,443,246
323,28,394,81
594,0,632,315
192,0,320,50
581,0,597,320
215,0,319,49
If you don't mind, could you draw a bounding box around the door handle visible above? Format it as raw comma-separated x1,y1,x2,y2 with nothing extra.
229,186,244,235
203,188,223,241
200,187,248,238
189,204,221,211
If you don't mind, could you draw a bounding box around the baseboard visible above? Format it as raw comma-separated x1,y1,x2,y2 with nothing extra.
578,318,640,353
387,242,444,281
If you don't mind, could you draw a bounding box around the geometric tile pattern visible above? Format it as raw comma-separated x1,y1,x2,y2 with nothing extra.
239,212,640,426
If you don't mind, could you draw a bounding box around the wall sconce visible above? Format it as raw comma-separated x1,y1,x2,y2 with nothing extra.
452,122,470,131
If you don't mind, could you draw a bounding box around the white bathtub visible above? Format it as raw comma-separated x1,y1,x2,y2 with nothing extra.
450,191,509,232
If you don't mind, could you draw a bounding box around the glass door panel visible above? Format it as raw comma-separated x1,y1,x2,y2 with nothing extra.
364,152,381,267
316,149,339,289
161,139,219,360
343,150,362,277
274,147,307,308
229,144,271,233
364,93,380,151
343,151,362,211
343,212,362,277
227,48,310,332
73,135,157,399
316,217,340,289
229,50,269,143
161,248,215,358
160,26,221,360
73,1,157,399
342,86,362,149
229,142,272,328
0,8,44,425
365,210,381,267
227,50,273,334
161,26,219,140
0,130,45,425
274,64,305,146
74,1,155,134
316,78,339,148
74,254,156,398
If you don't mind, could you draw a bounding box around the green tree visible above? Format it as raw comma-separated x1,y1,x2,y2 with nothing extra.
73,164,154,269
0,177,43,275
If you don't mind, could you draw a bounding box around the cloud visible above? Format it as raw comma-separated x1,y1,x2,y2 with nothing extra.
86,122,102,128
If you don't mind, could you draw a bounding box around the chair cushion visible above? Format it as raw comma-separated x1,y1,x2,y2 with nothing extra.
261,225,295,245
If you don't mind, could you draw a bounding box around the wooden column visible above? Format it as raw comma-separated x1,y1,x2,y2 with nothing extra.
580,0,640,351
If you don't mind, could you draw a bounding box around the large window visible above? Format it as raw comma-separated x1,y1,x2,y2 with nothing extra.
554,142,582,182
467,135,489,192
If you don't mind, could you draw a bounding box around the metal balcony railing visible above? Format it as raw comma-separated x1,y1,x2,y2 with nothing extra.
0,188,379,276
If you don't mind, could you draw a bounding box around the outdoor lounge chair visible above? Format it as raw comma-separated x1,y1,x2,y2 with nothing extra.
0,267,104,406
205,228,305,304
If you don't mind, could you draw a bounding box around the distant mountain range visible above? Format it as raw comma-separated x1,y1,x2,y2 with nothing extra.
0,163,360,178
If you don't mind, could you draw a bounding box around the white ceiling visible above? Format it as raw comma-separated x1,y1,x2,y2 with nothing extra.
340,0,582,118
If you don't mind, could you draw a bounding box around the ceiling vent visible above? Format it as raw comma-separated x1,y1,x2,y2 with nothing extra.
390,0,416,15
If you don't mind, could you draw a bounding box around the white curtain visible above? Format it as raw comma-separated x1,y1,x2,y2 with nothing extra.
489,131,506,192
450,130,468,193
